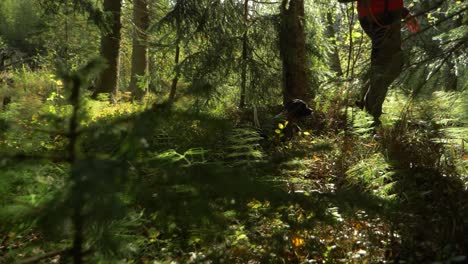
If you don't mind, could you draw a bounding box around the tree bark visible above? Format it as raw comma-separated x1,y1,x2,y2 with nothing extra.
2,96,11,110
168,7,184,103
69,74,82,264
239,0,249,108
326,11,343,76
279,0,310,104
93,0,122,102
129,0,149,100
168,42,180,102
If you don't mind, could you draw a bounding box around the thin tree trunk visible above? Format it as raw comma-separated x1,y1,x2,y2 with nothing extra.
168,42,180,102
239,0,249,108
69,77,82,264
148,54,156,92
93,0,122,102
129,0,149,100
2,96,11,110
326,11,343,76
345,2,355,78
169,11,183,103
279,0,310,104
444,62,458,91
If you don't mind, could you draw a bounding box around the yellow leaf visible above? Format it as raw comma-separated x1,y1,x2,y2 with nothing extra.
278,123,284,129
303,131,310,136
247,199,262,209
275,129,281,134
291,237,305,247
355,223,362,230
148,228,160,240
236,234,248,241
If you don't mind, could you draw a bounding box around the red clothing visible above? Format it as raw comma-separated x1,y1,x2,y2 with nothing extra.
357,0,404,18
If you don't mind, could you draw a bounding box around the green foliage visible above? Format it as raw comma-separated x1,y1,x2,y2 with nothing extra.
346,154,396,199
226,128,265,165
400,0,467,94
0,0,43,53
349,108,374,137
1,0,467,263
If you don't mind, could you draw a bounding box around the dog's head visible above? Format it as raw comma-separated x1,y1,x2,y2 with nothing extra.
284,99,313,119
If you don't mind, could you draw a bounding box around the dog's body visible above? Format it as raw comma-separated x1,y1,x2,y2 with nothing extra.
260,99,313,141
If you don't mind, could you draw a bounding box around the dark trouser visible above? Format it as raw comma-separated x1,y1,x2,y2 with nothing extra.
359,11,403,122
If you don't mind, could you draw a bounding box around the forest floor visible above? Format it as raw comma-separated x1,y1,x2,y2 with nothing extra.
1,88,467,263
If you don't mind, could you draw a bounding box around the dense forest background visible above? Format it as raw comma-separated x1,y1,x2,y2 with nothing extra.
0,0,466,263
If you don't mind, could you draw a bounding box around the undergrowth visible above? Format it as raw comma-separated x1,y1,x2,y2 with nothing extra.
0,70,467,263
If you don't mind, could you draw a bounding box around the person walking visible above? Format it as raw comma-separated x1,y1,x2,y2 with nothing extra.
340,0,420,125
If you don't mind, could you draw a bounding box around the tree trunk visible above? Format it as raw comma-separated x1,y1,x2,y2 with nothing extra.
2,96,11,110
444,16,462,91
279,0,310,104
168,42,180,102
93,0,122,102
129,0,149,100
326,11,343,76
239,0,249,108
169,10,183,103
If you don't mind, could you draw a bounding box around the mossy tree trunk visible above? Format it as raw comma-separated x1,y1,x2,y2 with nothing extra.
93,0,122,102
168,42,180,102
326,10,343,76
279,0,310,104
129,0,149,100
169,11,182,103
239,0,249,108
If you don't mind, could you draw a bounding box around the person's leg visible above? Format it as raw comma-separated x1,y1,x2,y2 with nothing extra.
357,18,374,109
363,12,403,123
